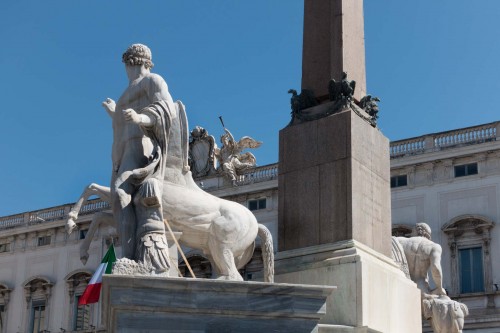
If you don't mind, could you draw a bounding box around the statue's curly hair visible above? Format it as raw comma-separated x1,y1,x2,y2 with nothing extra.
416,222,432,240
122,44,154,69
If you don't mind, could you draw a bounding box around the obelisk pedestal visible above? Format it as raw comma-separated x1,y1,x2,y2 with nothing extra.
278,108,391,256
276,107,421,333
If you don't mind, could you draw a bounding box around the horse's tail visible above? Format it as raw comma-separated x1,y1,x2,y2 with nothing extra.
257,223,274,283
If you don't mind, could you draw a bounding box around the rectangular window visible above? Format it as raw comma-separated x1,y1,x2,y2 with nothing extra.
30,301,45,333
459,247,484,293
390,175,408,188
74,295,91,330
454,163,478,178
79,229,88,240
0,243,9,253
248,198,267,211
0,304,4,332
37,236,51,247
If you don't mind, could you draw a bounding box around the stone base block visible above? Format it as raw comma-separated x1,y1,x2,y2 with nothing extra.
101,275,335,333
275,240,422,333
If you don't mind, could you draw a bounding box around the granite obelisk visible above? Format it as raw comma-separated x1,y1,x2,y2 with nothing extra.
301,0,366,102
279,0,391,257
276,1,422,332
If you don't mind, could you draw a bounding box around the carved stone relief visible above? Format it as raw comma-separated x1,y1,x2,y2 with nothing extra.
189,126,217,178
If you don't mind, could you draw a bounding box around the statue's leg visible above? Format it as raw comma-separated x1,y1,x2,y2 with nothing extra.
133,179,170,273
80,212,114,265
208,216,243,281
112,178,136,260
222,163,237,182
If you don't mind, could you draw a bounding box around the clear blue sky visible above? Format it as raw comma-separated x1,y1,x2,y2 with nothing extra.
1,1,499,216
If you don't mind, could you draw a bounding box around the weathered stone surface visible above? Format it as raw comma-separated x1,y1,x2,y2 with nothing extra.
279,108,391,257
274,241,422,333
101,275,335,333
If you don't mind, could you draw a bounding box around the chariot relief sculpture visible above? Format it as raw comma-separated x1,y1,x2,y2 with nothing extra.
392,223,468,333
65,44,274,282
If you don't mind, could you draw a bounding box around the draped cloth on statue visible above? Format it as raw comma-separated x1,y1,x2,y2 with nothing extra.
132,100,177,273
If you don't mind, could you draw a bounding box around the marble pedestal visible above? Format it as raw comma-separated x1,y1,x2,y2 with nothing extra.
101,275,335,332
274,240,422,333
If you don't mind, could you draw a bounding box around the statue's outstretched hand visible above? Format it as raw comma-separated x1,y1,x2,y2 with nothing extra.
123,108,141,125
102,98,116,114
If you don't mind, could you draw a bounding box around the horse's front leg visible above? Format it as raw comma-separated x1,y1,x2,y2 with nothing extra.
80,211,115,265
66,183,111,235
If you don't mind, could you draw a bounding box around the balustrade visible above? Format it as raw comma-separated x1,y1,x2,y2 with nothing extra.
79,199,110,215
29,208,66,225
235,163,278,186
390,138,426,157
390,121,498,158
0,214,24,230
2,121,499,230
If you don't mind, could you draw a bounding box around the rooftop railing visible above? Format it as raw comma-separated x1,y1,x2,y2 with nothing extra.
390,121,500,159
0,198,110,231
0,164,281,231
235,163,278,186
2,122,500,229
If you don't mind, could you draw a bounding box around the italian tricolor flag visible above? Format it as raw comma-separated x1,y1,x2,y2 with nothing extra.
79,244,116,305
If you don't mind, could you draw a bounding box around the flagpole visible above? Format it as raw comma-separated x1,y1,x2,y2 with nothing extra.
163,219,196,278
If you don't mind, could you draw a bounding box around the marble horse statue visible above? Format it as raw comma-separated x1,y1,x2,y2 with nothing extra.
66,44,274,282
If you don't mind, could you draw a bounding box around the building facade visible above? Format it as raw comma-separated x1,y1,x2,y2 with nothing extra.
0,121,499,332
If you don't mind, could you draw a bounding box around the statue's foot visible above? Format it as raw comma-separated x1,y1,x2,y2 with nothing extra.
431,287,447,296
66,219,77,235
216,275,232,281
80,252,89,265
216,273,243,281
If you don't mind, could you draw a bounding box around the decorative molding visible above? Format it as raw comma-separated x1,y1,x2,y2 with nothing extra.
442,215,495,295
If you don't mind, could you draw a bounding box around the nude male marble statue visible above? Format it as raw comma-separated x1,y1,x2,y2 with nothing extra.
392,223,468,333
396,222,446,296
66,44,274,282
102,43,173,273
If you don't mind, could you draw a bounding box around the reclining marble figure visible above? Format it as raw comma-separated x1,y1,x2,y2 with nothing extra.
66,44,274,282
392,223,468,333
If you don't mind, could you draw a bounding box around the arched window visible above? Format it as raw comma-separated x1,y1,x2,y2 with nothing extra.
65,270,93,331
0,283,11,333
23,276,53,333
179,253,212,278
392,224,413,238
442,215,494,297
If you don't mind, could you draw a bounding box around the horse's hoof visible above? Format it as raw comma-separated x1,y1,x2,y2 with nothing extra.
80,254,89,265
66,219,77,235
